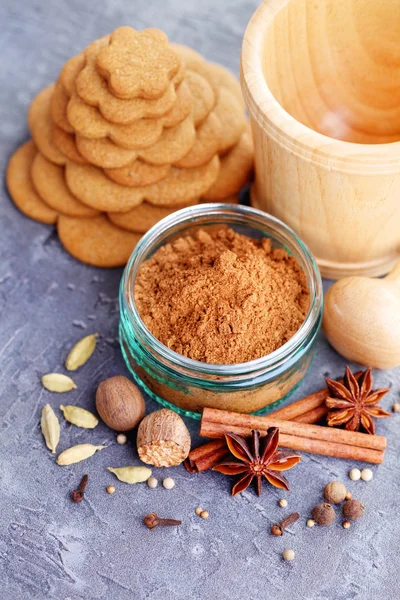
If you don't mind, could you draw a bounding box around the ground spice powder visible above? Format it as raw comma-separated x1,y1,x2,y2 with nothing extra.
135,227,309,364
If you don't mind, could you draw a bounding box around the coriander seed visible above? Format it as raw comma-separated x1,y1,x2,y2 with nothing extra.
343,520,351,529
349,468,361,481
282,549,295,561
361,468,373,482
278,498,288,508
107,485,116,495
195,507,203,516
116,433,127,445
324,481,347,504
392,403,400,413
307,519,315,528
147,476,158,489
163,477,175,490
200,510,209,519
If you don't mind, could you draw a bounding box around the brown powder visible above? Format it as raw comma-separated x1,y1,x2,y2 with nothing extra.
134,227,309,364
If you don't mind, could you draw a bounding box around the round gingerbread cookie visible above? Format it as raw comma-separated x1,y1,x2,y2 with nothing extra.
58,214,141,267
6,141,57,224
28,85,66,165
203,130,253,201
31,153,99,218
65,161,144,212
108,199,198,233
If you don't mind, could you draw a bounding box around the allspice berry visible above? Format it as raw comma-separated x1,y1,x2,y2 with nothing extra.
311,503,336,526
324,481,347,504
343,499,365,521
96,376,145,431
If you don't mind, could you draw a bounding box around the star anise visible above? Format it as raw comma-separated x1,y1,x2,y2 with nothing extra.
212,428,301,496
325,366,391,435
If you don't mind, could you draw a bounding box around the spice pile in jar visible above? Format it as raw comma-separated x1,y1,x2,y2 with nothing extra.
134,227,309,364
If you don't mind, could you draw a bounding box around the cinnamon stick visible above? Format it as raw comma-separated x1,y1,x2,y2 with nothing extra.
184,439,227,472
200,408,386,464
200,422,383,465
270,371,362,422
185,372,363,472
202,408,386,451
293,405,328,424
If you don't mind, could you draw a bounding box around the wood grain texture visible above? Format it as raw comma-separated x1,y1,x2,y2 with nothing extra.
323,260,400,369
1,1,400,599
241,0,400,279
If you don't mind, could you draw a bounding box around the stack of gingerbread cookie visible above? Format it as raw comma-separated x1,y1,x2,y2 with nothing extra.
7,27,253,267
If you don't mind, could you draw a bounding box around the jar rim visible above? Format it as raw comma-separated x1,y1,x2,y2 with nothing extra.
121,203,323,378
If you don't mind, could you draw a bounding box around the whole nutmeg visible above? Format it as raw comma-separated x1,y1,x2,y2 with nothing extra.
311,503,336,526
343,499,365,521
324,481,347,504
137,408,191,467
96,376,145,431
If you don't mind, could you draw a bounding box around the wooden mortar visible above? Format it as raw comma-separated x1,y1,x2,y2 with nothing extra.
241,0,400,279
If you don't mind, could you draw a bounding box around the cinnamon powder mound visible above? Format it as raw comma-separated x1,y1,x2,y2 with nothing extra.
134,227,309,364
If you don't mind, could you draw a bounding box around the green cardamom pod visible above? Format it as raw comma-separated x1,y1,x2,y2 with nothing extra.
56,443,107,466
42,373,77,393
108,466,152,484
41,404,60,454
65,333,98,371
60,405,98,429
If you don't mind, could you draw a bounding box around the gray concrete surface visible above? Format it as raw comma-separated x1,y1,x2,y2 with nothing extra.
1,1,399,598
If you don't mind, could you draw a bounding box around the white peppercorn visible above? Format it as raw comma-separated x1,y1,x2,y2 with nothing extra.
282,549,295,561
163,477,175,490
361,468,373,482
349,468,361,481
116,433,127,445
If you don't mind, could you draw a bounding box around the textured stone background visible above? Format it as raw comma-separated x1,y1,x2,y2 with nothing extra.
1,1,400,598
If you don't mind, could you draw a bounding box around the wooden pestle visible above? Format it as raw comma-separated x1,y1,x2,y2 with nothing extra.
323,260,400,369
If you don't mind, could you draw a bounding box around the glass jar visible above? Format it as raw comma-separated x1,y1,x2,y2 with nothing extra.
119,204,323,419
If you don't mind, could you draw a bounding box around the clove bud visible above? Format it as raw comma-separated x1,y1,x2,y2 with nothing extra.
71,474,88,503
271,512,300,536
143,512,182,530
